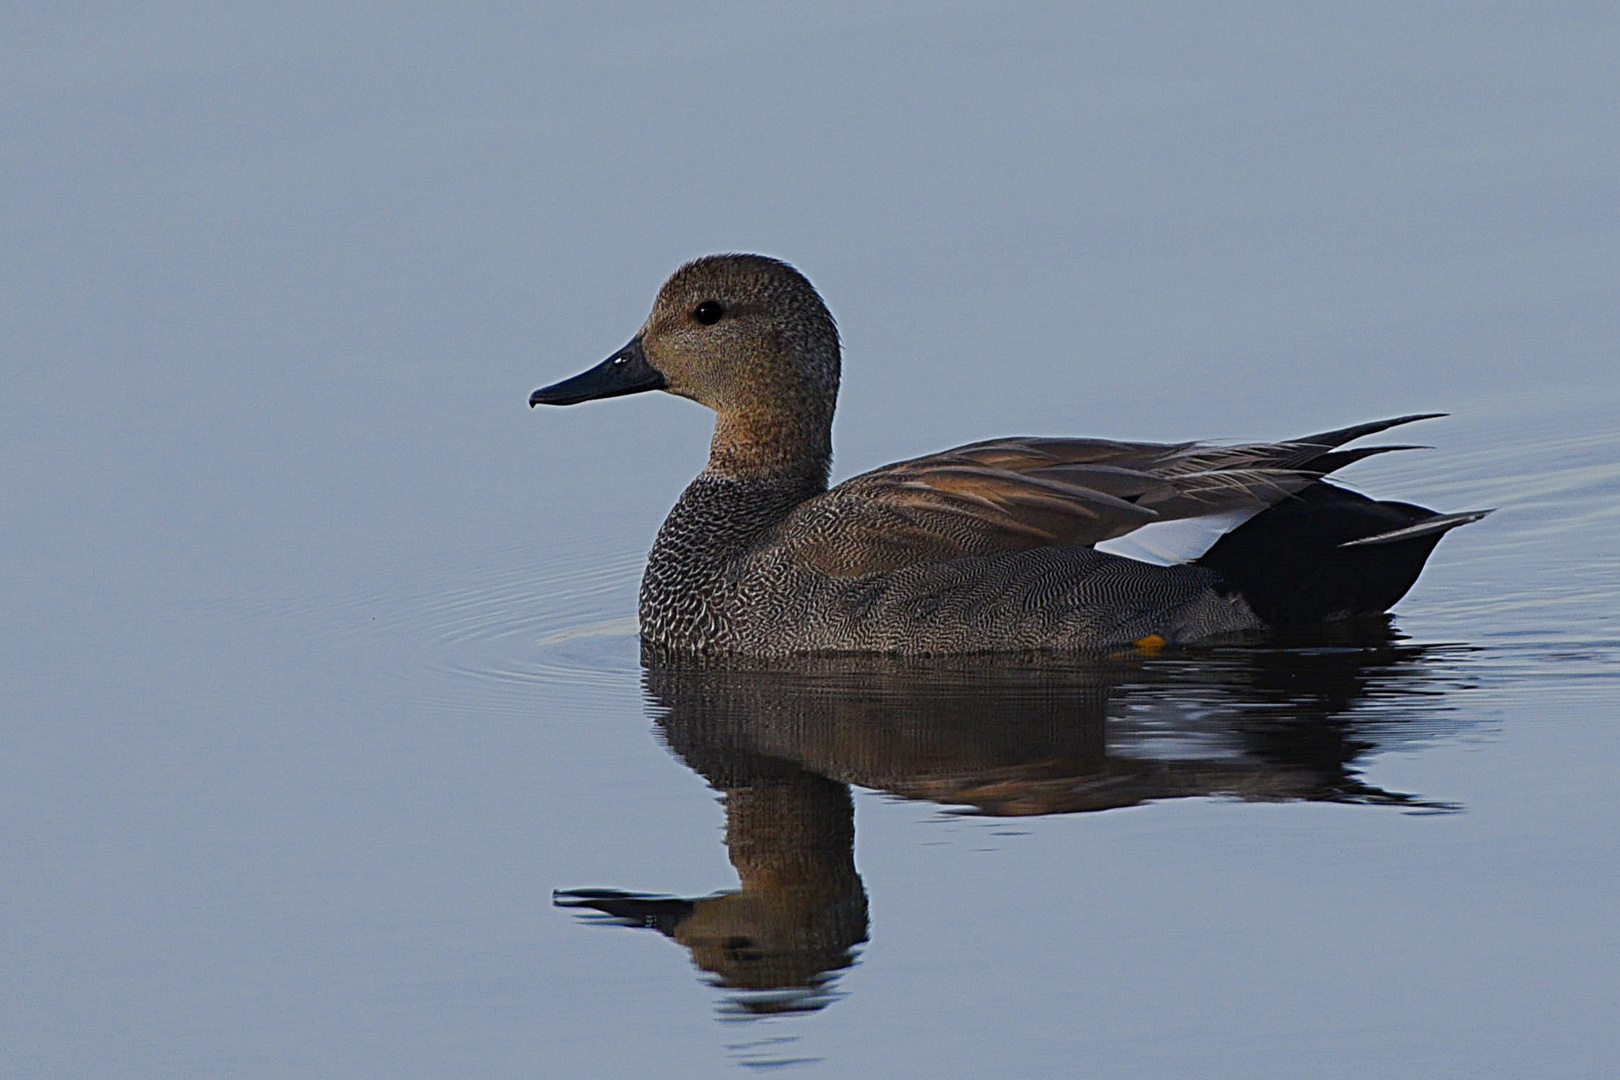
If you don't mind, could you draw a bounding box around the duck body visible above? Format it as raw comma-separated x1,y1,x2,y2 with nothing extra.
638,471,1257,654
533,255,1488,658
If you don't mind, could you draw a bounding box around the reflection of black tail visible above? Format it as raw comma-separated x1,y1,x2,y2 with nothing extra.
1199,482,1491,627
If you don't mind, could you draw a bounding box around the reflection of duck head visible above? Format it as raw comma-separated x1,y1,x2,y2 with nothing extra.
678,776,866,1009
557,768,867,1015
560,626,1470,1012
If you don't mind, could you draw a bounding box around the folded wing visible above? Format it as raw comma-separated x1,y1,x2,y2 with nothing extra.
776,415,1443,577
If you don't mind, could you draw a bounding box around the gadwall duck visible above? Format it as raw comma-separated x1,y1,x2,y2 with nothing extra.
531,254,1489,656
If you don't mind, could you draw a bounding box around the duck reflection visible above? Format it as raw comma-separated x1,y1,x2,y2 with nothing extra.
557,623,1465,1014
558,766,865,1016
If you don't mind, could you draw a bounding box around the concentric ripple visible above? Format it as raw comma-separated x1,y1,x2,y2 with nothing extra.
404,541,645,714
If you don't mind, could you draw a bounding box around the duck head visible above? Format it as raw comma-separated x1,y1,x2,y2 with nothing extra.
532,254,841,480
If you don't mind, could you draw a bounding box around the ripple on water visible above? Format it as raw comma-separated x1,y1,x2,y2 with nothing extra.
405,543,645,714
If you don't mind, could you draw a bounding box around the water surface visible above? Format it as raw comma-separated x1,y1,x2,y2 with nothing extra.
5,5,1618,1078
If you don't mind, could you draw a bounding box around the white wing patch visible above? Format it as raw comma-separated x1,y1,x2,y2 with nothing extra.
1094,507,1264,566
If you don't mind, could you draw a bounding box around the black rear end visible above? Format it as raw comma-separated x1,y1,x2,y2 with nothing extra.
1198,483,1479,627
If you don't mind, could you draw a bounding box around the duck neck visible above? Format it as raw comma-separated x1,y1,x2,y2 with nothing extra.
705,408,832,484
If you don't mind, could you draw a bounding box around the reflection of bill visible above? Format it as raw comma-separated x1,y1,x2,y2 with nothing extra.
559,626,1470,1013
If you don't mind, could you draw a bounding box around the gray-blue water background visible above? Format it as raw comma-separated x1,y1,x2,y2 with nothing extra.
5,4,1617,1077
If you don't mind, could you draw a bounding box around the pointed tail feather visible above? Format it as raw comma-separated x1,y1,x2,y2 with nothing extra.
1290,413,1447,452
1340,509,1495,547
1307,443,1430,476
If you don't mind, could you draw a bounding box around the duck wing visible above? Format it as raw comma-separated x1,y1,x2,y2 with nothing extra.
776,415,1441,577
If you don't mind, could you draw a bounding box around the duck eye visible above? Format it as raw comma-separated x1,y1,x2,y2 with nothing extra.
692,300,725,325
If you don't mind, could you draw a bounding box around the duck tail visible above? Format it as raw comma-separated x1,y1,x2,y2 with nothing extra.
1196,482,1492,627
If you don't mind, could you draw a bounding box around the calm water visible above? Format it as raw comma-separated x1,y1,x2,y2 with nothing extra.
6,5,1619,1078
